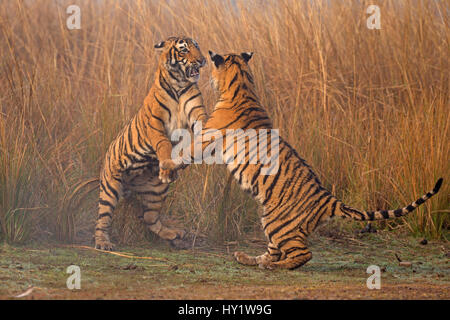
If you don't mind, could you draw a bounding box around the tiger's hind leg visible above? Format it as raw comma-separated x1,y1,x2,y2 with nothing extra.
95,171,123,250
128,169,188,249
260,236,312,270
234,243,281,267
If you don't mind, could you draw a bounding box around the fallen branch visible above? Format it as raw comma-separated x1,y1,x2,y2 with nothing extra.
64,245,169,262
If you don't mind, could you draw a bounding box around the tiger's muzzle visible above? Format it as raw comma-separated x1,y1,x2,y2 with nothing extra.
187,58,206,82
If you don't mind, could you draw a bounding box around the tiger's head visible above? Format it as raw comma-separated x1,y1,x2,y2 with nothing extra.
207,51,254,92
154,36,206,84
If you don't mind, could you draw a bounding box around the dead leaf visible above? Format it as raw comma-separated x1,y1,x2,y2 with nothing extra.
14,287,34,298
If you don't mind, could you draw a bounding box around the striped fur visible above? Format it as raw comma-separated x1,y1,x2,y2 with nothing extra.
94,37,207,250
166,51,443,269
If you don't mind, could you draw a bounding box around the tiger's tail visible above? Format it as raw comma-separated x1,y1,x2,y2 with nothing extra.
335,178,443,221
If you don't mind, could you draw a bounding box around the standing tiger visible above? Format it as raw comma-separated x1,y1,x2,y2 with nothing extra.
95,36,207,250
163,50,443,269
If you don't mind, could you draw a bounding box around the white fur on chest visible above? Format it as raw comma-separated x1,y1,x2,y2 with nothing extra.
166,107,189,143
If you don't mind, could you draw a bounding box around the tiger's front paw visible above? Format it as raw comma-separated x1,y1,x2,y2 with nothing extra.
159,159,178,183
95,239,115,251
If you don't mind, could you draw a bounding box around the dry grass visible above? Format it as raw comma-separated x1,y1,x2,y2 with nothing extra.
0,0,448,244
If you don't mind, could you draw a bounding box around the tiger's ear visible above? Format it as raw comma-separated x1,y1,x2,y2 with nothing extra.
241,52,253,63
154,41,165,50
209,50,225,67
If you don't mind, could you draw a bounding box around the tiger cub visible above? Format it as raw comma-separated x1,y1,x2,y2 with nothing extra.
95,37,208,250
164,50,443,269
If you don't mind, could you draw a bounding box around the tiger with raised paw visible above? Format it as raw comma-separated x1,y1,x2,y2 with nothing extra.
95,36,207,251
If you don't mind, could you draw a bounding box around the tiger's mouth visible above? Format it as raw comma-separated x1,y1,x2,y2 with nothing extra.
187,65,200,81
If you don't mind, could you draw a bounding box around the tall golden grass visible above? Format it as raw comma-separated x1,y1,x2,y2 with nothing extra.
0,0,448,244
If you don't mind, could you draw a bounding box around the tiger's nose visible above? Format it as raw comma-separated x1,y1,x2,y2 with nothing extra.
198,57,206,67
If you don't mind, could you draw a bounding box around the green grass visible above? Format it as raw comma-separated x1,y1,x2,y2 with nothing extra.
0,230,448,299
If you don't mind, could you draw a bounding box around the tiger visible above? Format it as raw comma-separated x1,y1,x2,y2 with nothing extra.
162,50,444,269
94,36,208,251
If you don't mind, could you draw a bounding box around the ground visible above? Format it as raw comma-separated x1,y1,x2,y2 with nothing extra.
0,231,448,300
